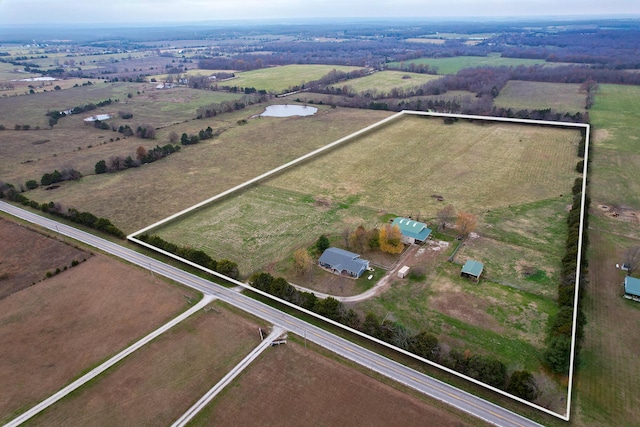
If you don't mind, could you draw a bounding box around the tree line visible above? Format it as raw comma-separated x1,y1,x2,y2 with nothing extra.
542,136,589,375
249,269,539,401
137,234,240,279
0,183,125,239
95,144,181,174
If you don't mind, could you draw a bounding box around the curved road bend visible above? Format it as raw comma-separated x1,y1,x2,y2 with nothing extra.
0,201,543,427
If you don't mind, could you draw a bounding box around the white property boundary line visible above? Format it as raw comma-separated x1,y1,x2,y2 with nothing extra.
129,110,590,422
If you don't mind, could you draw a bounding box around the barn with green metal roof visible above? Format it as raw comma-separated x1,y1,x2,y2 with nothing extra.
391,217,432,244
461,260,484,282
624,276,640,301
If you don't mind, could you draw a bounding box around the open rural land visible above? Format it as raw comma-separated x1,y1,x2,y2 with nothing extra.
0,218,197,424
1,9,640,427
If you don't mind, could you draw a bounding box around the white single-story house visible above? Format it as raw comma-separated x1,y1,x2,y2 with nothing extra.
391,217,432,244
318,247,369,278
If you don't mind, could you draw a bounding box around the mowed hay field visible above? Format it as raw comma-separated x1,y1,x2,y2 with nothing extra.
154,185,383,276
327,70,441,94
28,302,264,427
494,81,586,113
22,106,393,233
155,114,580,277
0,221,197,423
269,115,580,216
571,84,640,426
190,339,485,427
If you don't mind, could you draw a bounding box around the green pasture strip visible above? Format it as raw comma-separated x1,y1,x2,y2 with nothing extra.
328,70,440,94
230,64,363,92
494,81,586,113
387,55,548,75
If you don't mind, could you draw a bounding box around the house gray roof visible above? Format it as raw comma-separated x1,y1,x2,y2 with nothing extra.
318,247,369,276
625,276,640,297
391,217,432,241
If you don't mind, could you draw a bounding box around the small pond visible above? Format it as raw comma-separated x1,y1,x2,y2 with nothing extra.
260,104,318,117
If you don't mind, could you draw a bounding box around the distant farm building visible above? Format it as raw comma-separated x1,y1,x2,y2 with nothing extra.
624,276,640,301
318,247,369,279
461,260,484,282
391,217,432,244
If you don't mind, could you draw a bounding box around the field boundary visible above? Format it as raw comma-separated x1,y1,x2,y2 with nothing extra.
128,110,590,422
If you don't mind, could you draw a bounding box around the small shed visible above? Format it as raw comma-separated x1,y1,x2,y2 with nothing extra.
624,276,640,301
461,260,484,282
398,265,410,279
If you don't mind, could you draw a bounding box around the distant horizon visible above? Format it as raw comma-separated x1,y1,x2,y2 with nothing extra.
1,14,639,29
2,0,640,26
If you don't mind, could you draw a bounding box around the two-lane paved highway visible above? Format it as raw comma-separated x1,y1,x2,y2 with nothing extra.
0,201,543,427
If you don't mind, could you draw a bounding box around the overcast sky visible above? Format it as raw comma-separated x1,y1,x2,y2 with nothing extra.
1,0,639,25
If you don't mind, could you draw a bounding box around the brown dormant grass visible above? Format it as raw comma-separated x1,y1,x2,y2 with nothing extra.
28,303,263,427
0,249,196,424
190,339,485,426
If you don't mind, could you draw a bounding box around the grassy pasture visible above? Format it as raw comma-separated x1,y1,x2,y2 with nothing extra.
357,261,557,371
28,302,263,427
327,70,440,94
154,184,383,277
19,106,392,232
495,80,586,113
268,115,580,216
388,54,549,74
570,84,640,426
154,114,579,289
0,82,243,129
229,64,364,92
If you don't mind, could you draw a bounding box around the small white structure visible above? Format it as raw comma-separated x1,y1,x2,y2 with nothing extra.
398,265,410,279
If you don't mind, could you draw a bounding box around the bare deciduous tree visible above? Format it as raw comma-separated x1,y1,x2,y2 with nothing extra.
624,246,640,276
436,204,456,231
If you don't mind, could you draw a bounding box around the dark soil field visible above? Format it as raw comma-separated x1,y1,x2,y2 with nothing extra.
190,339,486,427
0,216,88,299
28,303,263,427
0,219,197,424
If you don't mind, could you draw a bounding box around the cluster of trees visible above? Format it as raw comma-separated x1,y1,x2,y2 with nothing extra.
95,144,181,174
38,168,82,187
543,145,589,374
46,98,116,127
180,127,217,145
115,124,156,139
496,29,640,69
0,185,124,239
137,234,239,279
249,269,539,401
195,93,268,119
